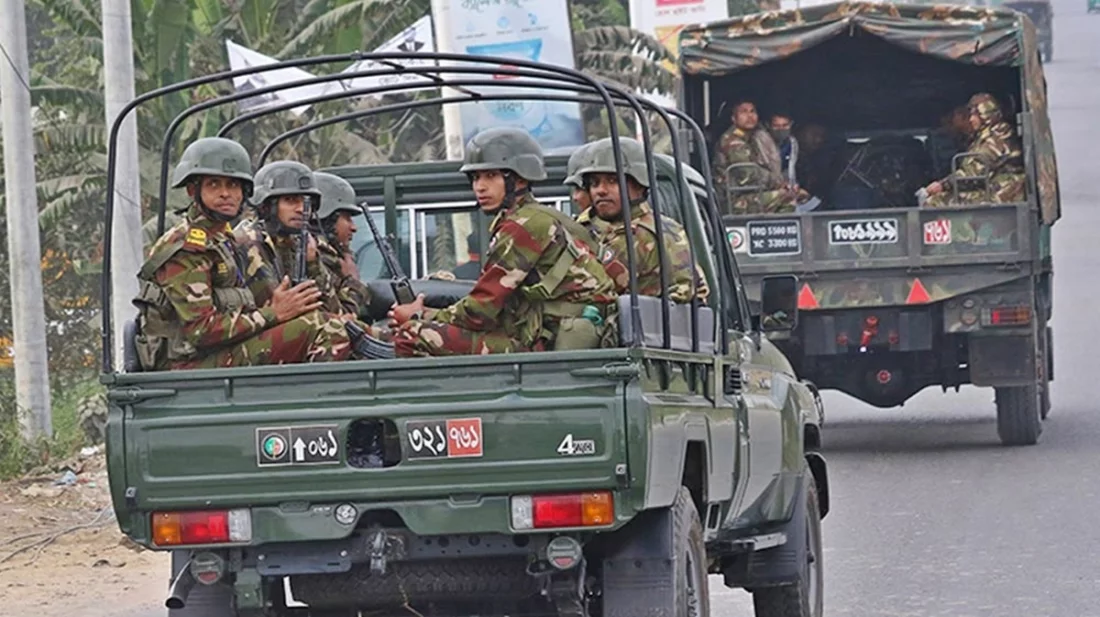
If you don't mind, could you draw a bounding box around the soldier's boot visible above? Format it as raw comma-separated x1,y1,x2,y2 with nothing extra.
346,320,396,360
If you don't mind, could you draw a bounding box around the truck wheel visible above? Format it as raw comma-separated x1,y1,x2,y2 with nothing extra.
752,475,823,617
599,486,710,617
995,384,1042,446
167,550,235,617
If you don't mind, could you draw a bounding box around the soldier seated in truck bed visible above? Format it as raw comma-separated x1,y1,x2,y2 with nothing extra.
919,93,1027,207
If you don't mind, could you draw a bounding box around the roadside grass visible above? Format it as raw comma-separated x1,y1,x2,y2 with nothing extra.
0,371,101,480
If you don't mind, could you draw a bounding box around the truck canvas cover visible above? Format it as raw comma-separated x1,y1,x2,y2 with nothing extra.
677,0,1060,226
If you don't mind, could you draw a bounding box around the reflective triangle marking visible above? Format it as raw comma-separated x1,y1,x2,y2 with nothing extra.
906,278,931,304
798,283,819,309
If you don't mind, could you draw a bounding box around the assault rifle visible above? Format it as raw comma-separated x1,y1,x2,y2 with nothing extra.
291,226,308,286
359,203,416,306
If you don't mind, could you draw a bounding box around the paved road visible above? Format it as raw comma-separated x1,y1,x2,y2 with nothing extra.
113,3,1099,616
716,1,1100,615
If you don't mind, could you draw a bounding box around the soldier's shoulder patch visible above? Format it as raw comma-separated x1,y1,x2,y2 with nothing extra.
601,247,615,264
217,262,229,275
183,227,208,252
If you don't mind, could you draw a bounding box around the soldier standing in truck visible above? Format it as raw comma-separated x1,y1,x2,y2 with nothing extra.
312,171,373,317
921,93,1027,207
387,127,619,356
576,137,710,305
131,137,369,369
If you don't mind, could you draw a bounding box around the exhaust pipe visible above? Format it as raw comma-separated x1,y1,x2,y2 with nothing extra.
165,561,197,610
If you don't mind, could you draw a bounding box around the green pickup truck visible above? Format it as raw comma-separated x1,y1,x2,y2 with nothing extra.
679,1,1059,446
102,54,829,617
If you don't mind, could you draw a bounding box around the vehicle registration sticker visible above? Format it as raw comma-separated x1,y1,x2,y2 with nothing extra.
747,219,801,256
255,424,341,467
405,417,484,459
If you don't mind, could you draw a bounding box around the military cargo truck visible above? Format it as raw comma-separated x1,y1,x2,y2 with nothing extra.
100,53,829,617
678,1,1059,446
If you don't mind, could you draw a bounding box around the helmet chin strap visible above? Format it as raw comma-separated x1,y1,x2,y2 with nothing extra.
469,171,530,214
260,198,305,237
191,180,239,223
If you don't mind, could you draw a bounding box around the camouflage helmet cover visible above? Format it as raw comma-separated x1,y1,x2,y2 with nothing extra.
250,160,322,208
170,137,254,190
563,142,595,188
459,127,547,181
575,137,651,188
967,92,1004,126
313,172,360,220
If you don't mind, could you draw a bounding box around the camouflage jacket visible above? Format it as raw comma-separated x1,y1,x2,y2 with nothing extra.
426,194,618,347
317,235,372,318
932,121,1026,206
712,126,798,214
233,218,342,314
595,201,710,304
575,206,611,242
132,203,277,369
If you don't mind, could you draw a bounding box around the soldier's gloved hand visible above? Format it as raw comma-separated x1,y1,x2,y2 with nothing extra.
272,276,324,322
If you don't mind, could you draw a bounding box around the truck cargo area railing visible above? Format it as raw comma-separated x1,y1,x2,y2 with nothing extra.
722,202,1032,276
102,50,746,373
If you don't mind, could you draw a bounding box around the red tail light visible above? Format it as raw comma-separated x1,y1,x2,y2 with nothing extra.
511,491,614,530
152,509,252,546
984,306,1030,326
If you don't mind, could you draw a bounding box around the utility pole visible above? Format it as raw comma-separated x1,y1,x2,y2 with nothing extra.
0,0,52,439
101,0,143,371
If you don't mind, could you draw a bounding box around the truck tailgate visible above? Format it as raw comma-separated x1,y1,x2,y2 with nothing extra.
108,351,632,513
724,204,1035,307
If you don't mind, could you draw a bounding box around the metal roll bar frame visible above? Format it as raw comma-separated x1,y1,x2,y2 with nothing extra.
101,51,737,372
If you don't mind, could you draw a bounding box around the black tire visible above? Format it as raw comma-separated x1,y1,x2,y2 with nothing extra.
672,486,711,617
995,384,1042,446
167,550,235,617
752,475,824,617
599,486,710,617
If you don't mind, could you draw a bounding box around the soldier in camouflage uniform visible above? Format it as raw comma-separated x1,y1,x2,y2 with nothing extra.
131,138,362,370
576,137,710,304
565,142,608,241
388,127,619,357
711,99,800,214
234,161,344,315
312,171,372,317
922,93,1026,207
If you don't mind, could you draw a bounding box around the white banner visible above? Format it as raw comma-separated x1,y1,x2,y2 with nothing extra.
324,15,439,97
430,0,586,158
629,0,728,60
224,40,328,116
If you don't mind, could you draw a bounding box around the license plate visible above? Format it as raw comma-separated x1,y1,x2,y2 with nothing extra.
405,417,484,459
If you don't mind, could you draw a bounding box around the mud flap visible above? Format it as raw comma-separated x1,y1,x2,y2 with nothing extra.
723,473,810,590
600,507,678,616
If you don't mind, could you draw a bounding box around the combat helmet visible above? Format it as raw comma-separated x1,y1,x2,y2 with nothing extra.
967,92,1004,126
250,160,322,209
459,127,547,181
314,172,360,221
170,137,254,194
576,137,651,188
563,142,595,189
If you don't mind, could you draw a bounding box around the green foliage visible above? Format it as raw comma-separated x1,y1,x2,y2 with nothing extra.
0,371,95,480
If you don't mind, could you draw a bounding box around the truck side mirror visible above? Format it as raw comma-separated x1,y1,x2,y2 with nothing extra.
760,275,799,332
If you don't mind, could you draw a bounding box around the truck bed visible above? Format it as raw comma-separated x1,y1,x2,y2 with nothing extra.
104,349,642,545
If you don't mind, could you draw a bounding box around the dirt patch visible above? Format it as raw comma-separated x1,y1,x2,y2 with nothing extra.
0,449,169,616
